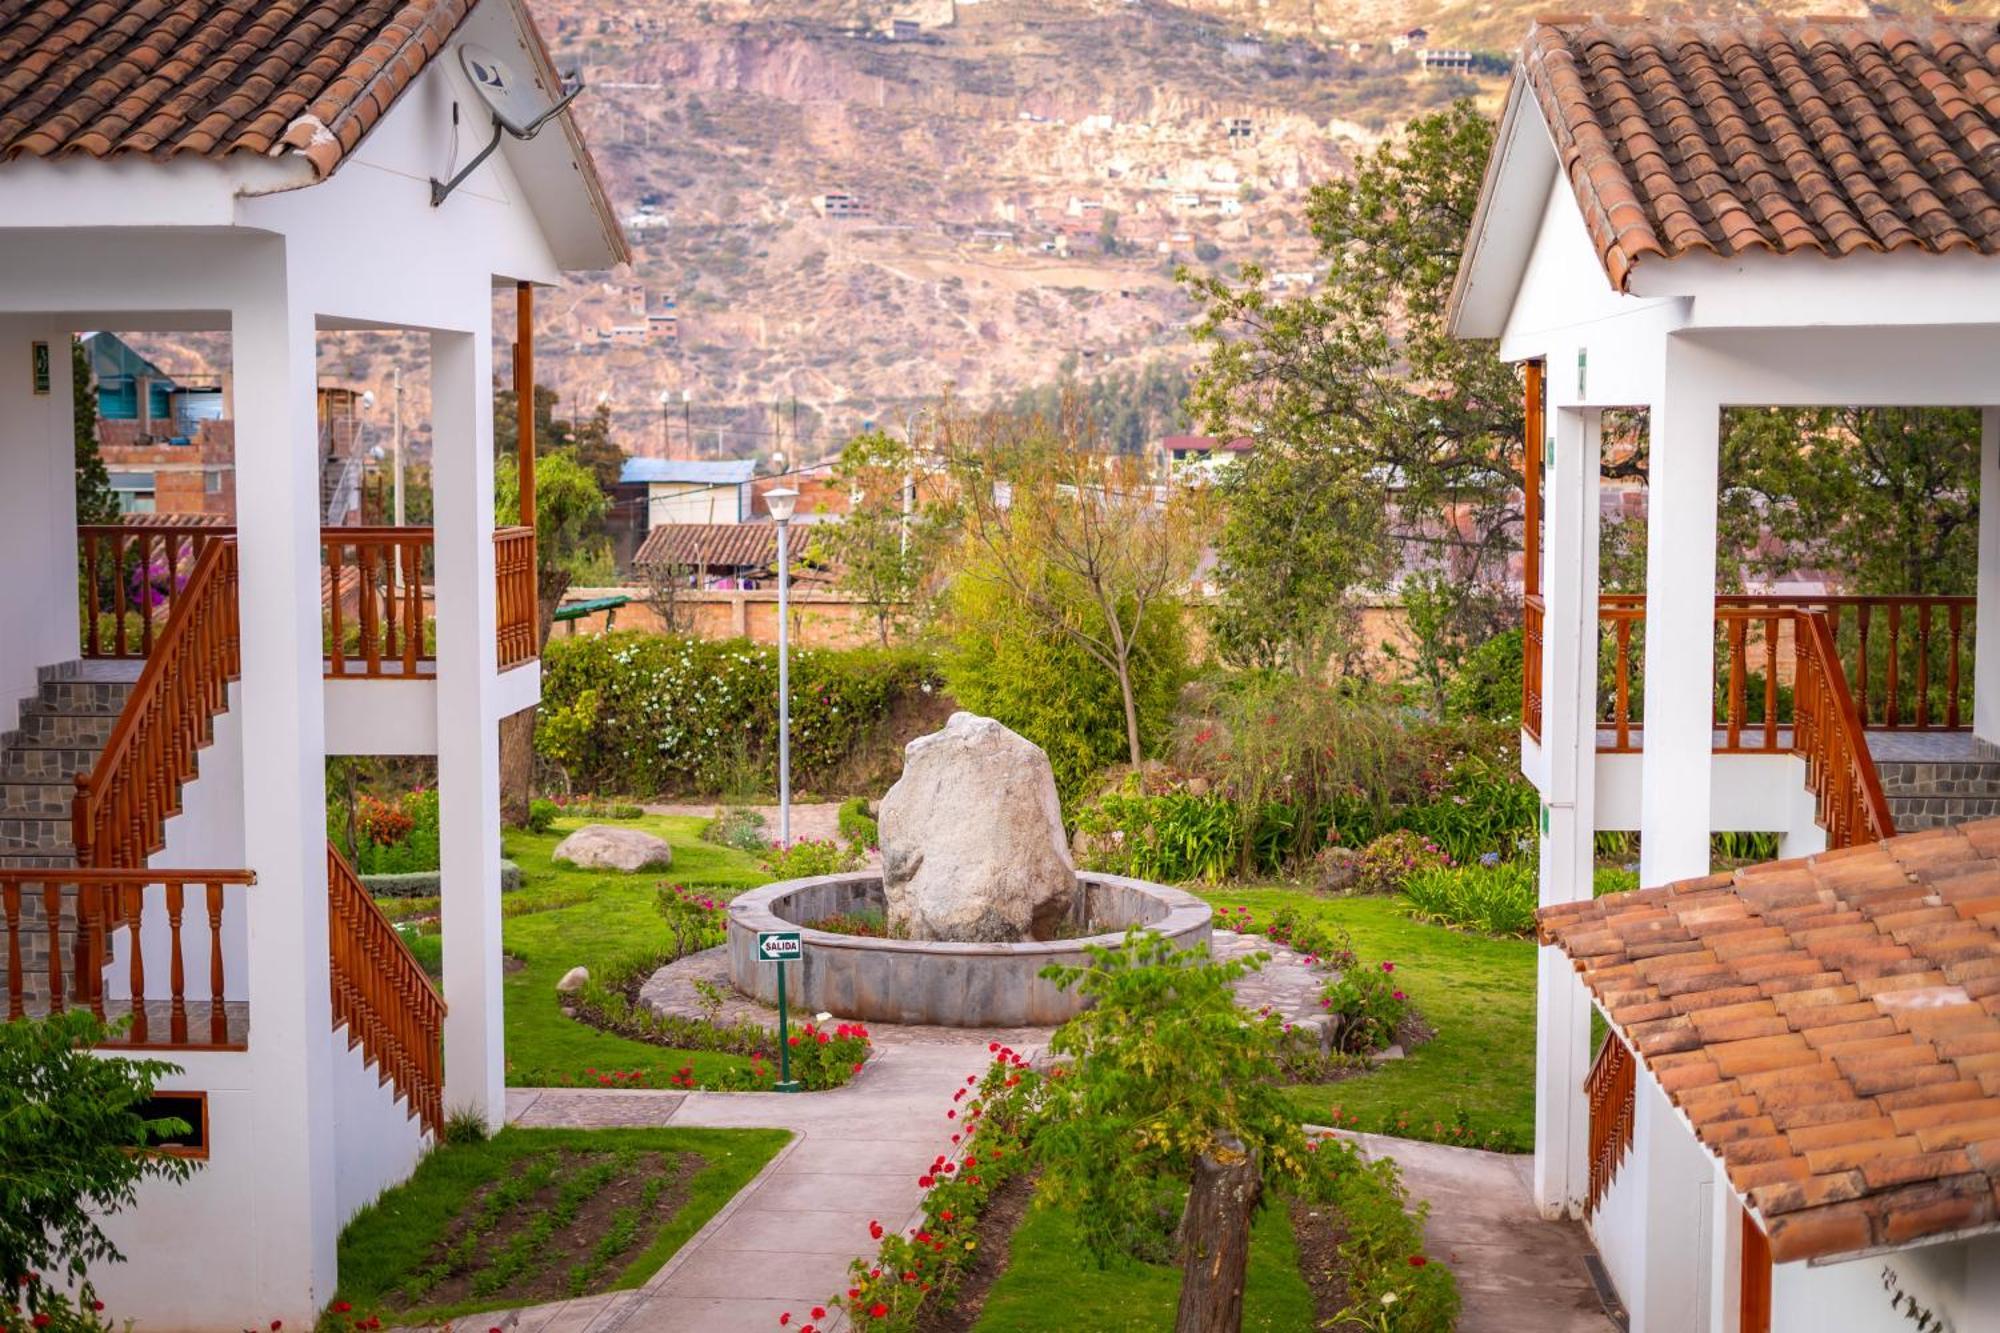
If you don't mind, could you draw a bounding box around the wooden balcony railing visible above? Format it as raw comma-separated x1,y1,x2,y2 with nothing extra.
1794,612,1896,847
75,538,240,870
324,528,432,679
1584,1032,1636,1216
494,525,537,671
1522,594,1545,742
81,525,538,677
1,868,256,1048
328,844,445,1135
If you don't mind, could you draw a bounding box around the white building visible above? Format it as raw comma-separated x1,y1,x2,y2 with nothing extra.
622,458,758,526
0,0,624,1326
1450,17,2000,1332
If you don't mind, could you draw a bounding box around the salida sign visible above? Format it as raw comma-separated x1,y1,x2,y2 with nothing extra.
757,930,802,963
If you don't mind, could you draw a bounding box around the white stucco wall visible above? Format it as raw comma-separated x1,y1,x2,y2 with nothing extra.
0,318,83,732
1774,1234,2000,1333
331,1021,431,1226
1591,751,1821,838
1588,1063,1718,1332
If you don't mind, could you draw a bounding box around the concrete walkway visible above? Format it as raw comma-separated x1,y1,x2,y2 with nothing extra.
1342,1131,1617,1333
490,1031,1027,1333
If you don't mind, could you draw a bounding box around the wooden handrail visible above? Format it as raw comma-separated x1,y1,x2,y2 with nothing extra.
1,868,255,1048
1794,611,1897,847
326,843,445,1137
494,525,537,671
74,539,240,869
1584,1032,1636,1216
79,524,233,660
324,528,432,679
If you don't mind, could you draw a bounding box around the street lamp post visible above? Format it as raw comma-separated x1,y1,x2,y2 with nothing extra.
766,486,800,848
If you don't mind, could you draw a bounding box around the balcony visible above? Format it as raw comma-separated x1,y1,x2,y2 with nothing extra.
78,522,539,678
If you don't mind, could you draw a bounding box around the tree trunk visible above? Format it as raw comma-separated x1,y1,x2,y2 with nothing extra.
1115,658,1143,767
498,567,571,827
1174,1136,1261,1333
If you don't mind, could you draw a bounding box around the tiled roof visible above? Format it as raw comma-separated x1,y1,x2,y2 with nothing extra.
1540,821,2000,1263
0,0,477,178
634,523,778,572
1521,17,2000,290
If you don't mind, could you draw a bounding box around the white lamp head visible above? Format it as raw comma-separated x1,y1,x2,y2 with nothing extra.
766,486,800,524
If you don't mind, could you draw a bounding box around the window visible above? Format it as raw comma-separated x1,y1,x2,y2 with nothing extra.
134,1091,209,1158
204,470,224,495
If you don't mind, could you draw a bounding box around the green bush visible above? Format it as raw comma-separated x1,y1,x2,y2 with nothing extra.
1320,959,1411,1055
1351,831,1451,896
525,799,559,833
1298,1136,1459,1330
1,1012,198,1317
361,860,521,898
537,631,942,796
836,796,879,850
701,806,769,854
331,787,441,875
943,564,1187,803
1444,627,1522,723
1401,862,1538,936
760,838,863,879
1073,785,1241,884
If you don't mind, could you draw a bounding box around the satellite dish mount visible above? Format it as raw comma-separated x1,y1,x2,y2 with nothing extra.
430,45,583,207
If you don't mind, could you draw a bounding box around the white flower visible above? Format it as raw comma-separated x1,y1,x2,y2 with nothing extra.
815,1011,833,1023
1381,1292,1399,1307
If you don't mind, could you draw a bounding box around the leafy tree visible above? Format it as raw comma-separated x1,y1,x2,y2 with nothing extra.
495,385,625,493
494,448,611,822
812,431,949,644
1186,103,1569,689
1002,362,1189,456
1719,407,1979,596
1,1012,196,1317
941,399,1202,770
71,338,118,526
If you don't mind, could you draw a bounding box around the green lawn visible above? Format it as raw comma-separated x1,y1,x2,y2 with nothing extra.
499,814,772,1087
332,1126,789,1324
973,1187,1312,1332
1201,889,1538,1152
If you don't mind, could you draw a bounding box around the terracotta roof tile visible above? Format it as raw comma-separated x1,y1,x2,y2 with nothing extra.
633,523,782,575
1519,16,2000,290
1541,816,2000,1261
0,0,477,178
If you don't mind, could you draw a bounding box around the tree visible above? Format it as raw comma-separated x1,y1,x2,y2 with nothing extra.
495,385,624,492
813,431,948,644
72,338,118,526
494,448,611,822
941,399,1203,769
1185,103,1567,690
1719,407,1979,596
1,1012,196,1319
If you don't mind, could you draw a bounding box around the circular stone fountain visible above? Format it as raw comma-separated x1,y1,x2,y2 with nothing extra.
726,870,1212,1027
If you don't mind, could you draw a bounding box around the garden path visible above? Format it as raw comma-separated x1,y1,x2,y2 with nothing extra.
1330,1130,1618,1333
493,1027,1032,1333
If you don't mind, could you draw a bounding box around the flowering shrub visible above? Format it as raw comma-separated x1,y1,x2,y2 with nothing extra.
656,883,728,958
537,631,942,796
1319,960,1411,1055
761,839,863,879
1401,862,1538,937
836,797,879,851
705,1022,872,1091
1301,1135,1459,1331
357,795,415,847
1351,831,1451,897
334,788,441,875
777,1046,1045,1332
1071,786,1241,884
701,806,770,854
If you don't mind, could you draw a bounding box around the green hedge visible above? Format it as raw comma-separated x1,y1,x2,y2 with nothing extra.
536,632,942,797
362,861,522,898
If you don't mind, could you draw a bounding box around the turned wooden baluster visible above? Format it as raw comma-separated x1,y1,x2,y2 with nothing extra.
166,881,187,1045
1763,615,1780,751
3,881,20,1020
207,882,227,1046
126,884,147,1044
359,542,382,675
1726,615,1748,748
1950,604,1965,730
1855,602,1872,726
402,541,422,676
1885,602,1902,728
1916,602,1932,729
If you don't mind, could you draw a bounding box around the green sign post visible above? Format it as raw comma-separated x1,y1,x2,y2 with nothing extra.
757,930,804,1092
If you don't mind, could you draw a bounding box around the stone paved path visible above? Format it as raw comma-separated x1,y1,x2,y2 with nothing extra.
490,1030,1036,1333
1335,1131,1616,1333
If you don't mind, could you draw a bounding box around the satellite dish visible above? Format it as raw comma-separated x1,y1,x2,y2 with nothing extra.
459,45,542,137
432,44,586,206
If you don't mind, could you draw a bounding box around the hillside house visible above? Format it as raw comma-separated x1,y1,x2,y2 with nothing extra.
621,457,757,527
0,0,625,1325
1450,18,2000,1332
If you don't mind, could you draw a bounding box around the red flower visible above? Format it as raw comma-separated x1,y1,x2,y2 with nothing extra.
918,1175,935,1187
90,1303,105,1313
332,1303,351,1314
33,1317,51,1329
811,1308,827,1321
870,1303,889,1319
869,1220,884,1239
273,1323,284,1331
1409,1254,1429,1268
779,1314,792,1327
1380,961,1396,973
941,1210,954,1221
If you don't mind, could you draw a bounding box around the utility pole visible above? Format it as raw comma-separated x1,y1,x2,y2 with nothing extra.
392,365,405,528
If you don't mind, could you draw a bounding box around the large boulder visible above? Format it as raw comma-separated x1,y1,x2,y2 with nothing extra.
879,712,1076,942
552,824,674,873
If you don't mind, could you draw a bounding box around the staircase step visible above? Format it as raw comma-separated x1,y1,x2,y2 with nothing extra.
30,682,132,716
0,747,100,782
0,780,75,818
13,711,118,747
0,815,73,859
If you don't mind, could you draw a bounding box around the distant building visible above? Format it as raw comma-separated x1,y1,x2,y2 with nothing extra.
647,312,680,343
812,192,870,220
1159,434,1254,464
1418,48,1476,73
889,17,921,40
1390,26,1429,53
619,458,758,528
1225,117,1255,140
634,522,780,588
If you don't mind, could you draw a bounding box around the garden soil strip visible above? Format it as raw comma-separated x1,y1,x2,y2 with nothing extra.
1288,1195,1355,1330
910,1169,1039,1333
389,1150,701,1314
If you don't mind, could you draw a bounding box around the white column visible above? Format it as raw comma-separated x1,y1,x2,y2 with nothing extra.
1639,363,1721,886
1975,408,2000,744
1708,1154,1743,1333
432,323,507,1130
230,261,340,1310
1535,404,1601,1218
0,320,80,732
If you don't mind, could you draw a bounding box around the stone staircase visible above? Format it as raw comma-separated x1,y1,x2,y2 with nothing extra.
0,661,139,1005
1878,753,2000,832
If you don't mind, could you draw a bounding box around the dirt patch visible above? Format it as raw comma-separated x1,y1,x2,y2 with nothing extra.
914,1169,1039,1333
387,1149,701,1313
1290,1194,1356,1330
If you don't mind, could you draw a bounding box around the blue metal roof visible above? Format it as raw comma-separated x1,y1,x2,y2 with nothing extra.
620,458,757,486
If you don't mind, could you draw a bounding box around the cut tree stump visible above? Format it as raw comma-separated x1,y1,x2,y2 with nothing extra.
1174,1135,1261,1333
